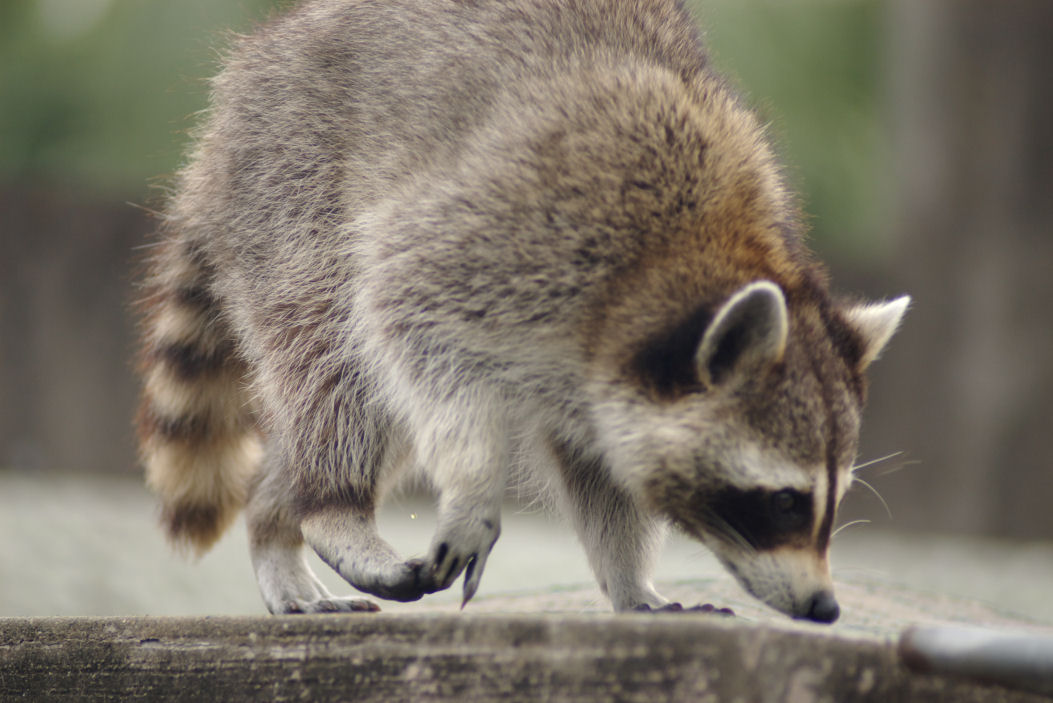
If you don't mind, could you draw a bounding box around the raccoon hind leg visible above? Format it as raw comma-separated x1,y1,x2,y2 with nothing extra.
246,449,381,614
248,394,435,611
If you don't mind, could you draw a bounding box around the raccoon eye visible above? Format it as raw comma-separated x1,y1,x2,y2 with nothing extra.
770,489,809,531
708,486,814,549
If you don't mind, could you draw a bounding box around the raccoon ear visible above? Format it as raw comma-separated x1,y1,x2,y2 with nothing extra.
696,281,788,387
842,296,911,369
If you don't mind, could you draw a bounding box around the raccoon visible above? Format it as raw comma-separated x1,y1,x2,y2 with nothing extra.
136,0,908,623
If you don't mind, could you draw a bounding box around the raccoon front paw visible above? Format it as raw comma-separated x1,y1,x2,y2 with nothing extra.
272,597,381,615
633,602,735,616
425,516,501,606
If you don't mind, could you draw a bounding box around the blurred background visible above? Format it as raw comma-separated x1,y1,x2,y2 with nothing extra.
1,0,1050,573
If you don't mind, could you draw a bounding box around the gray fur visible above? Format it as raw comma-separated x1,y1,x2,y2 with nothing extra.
136,0,908,621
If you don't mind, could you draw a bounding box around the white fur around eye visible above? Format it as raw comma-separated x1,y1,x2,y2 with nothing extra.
729,443,819,494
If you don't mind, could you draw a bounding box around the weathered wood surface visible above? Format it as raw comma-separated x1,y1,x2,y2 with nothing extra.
1,615,1048,702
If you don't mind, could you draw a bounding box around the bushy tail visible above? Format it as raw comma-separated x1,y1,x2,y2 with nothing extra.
135,238,261,555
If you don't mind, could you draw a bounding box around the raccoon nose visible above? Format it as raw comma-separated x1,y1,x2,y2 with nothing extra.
803,590,840,623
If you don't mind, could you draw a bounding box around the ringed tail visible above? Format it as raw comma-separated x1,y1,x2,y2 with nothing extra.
135,238,261,555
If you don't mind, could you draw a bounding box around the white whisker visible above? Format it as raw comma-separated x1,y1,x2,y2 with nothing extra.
702,513,754,554
854,477,893,520
832,519,871,540
876,459,922,478
851,451,903,474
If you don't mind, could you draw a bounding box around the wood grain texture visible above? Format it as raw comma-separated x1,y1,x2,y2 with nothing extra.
1,614,1046,702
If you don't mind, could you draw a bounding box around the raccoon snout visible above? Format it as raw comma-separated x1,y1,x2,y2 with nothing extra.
800,590,840,624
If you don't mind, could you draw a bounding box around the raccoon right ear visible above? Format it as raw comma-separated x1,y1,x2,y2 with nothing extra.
696,281,788,387
842,295,911,369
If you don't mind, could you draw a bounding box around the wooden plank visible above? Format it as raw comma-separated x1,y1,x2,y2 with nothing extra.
0,615,1046,702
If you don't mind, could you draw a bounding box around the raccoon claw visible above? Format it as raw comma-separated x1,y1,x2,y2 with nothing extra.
431,542,461,587
461,551,490,608
683,603,735,616
425,517,500,603
633,602,734,616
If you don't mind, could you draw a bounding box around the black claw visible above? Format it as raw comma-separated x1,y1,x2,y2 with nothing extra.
684,603,735,616
443,557,461,585
435,542,449,569
634,602,733,616
635,602,684,613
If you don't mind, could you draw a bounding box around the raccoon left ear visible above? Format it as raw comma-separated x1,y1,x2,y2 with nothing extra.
696,281,788,387
843,296,911,369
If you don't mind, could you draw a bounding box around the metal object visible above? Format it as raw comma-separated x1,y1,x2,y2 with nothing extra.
900,625,1053,697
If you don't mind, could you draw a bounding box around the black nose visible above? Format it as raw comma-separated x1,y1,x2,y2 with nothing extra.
803,590,840,623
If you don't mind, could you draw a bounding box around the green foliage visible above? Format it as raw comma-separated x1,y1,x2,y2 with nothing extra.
0,0,278,197
691,0,888,256
1,0,887,258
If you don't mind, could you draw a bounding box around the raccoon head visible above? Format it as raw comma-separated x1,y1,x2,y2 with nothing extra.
599,280,909,622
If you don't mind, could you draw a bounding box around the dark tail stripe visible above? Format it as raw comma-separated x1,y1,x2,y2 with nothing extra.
138,402,230,444
161,501,224,551
174,284,218,313
149,341,232,380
